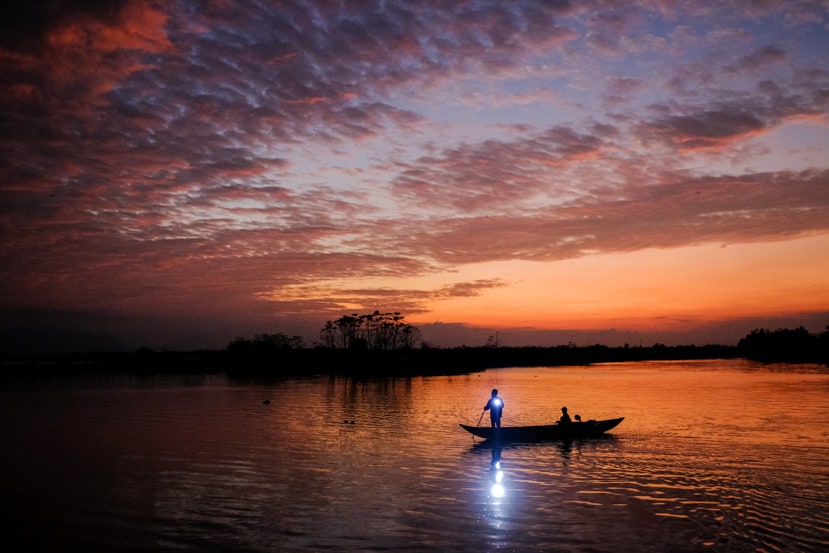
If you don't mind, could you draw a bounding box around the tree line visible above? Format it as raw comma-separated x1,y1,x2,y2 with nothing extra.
217,314,827,375
227,312,827,363
736,325,828,364
4,313,826,376
226,311,422,353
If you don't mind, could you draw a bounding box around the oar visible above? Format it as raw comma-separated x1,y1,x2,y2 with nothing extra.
476,408,485,427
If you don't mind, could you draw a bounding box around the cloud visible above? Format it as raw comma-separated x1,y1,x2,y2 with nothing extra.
256,277,510,318
392,124,606,214
645,109,767,150
388,168,829,264
0,0,172,118
731,44,787,73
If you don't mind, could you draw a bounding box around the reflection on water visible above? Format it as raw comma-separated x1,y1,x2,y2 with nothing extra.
489,445,505,498
1,360,828,552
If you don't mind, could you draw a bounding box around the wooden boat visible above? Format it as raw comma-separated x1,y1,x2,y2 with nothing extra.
459,417,624,442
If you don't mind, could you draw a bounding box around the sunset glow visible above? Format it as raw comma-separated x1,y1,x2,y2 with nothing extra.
1,1,828,351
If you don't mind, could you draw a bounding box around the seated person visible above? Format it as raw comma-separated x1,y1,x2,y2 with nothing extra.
559,406,572,424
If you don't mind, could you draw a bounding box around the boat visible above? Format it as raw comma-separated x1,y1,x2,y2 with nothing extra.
459,417,624,442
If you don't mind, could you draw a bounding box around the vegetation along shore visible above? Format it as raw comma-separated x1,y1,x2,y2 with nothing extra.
2,311,826,378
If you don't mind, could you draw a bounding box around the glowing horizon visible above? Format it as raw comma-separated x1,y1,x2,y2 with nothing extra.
413,234,829,329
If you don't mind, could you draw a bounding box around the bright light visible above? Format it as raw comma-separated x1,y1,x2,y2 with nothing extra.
490,469,505,498
492,398,502,408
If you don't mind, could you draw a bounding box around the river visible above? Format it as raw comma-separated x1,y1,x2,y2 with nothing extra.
1,359,828,552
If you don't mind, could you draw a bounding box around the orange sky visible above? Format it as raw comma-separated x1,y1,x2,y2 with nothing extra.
415,235,829,331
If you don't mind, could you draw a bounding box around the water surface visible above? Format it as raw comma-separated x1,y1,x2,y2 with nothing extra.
2,359,828,552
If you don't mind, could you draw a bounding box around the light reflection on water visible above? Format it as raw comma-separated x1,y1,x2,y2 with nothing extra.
1,359,828,552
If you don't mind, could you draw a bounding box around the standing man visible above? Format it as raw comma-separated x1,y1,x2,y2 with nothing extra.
484,389,504,428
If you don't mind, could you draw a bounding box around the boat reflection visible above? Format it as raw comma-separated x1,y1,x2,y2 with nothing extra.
471,437,588,461
559,439,572,463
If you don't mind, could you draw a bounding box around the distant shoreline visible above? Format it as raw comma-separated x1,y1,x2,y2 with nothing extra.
2,339,825,378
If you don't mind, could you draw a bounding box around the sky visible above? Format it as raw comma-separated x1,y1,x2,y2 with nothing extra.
2,0,829,352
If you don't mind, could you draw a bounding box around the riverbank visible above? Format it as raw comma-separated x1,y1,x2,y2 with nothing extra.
5,333,828,379
0,343,741,378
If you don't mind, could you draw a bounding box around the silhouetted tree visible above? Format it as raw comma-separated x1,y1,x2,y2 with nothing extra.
737,326,824,363
320,314,362,349
320,311,421,350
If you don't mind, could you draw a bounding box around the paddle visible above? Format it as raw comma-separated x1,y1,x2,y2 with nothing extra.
476,408,486,427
